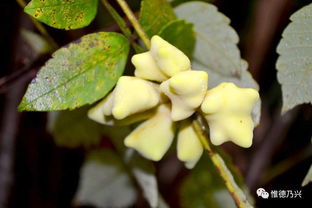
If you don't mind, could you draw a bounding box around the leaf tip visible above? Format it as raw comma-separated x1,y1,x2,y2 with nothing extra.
17,102,26,112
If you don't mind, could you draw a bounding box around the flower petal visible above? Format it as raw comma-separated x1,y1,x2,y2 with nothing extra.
124,104,175,161
177,120,203,169
160,71,208,121
112,76,160,120
201,82,259,148
132,51,168,82
150,35,191,77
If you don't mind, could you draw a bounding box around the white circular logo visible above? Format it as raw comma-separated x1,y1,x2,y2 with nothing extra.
256,188,269,199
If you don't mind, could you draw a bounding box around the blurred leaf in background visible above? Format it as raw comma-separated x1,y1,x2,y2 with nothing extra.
21,29,52,54
74,149,137,207
180,154,236,208
302,164,312,186
47,106,103,148
179,152,253,208
175,1,243,77
126,150,159,207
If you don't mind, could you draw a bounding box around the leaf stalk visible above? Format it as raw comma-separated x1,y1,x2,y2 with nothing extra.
101,0,144,53
192,115,252,208
115,0,151,49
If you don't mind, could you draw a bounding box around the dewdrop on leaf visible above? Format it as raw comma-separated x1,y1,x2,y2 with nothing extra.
160,71,208,121
132,51,168,82
150,35,191,77
177,120,203,169
201,82,259,148
112,76,160,120
124,104,175,161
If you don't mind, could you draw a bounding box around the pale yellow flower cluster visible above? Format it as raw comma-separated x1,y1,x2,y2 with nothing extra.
88,36,259,169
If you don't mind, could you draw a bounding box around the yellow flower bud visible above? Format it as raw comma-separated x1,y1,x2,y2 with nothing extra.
88,95,156,126
112,76,160,120
177,120,203,169
201,82,259,148
132,52,168,82
160,71,208,121
124,104,175,161
150,35,191,77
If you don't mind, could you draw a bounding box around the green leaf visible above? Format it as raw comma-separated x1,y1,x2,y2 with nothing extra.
276,3,312,113
47,106,102,148
18,32,129,111
24,0,98,30
175,1,243,76
74,149,137,207
175,2,261,124
158,19,195,58
302,164,312,186
179,154,253,208
126,150,159,207
139,0,176,38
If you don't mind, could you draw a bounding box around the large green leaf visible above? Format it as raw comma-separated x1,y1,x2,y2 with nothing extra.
139,0,176,38
175,2,261,124
24,0,98,30
276,3,312,112
158,19,195,58
47,107,103,148
74,150,137,207
18,32,129,111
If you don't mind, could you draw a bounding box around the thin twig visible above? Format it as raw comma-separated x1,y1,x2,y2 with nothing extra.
192,116,252,208
115,0,151,49
0,55,49,93
263,145,312,185
101,0,144,53
16,0,58,50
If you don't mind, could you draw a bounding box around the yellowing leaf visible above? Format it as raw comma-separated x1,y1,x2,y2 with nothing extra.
24,0,98,30
18,32,129,111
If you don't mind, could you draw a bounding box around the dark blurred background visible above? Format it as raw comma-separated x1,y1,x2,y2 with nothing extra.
0,0,311,207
